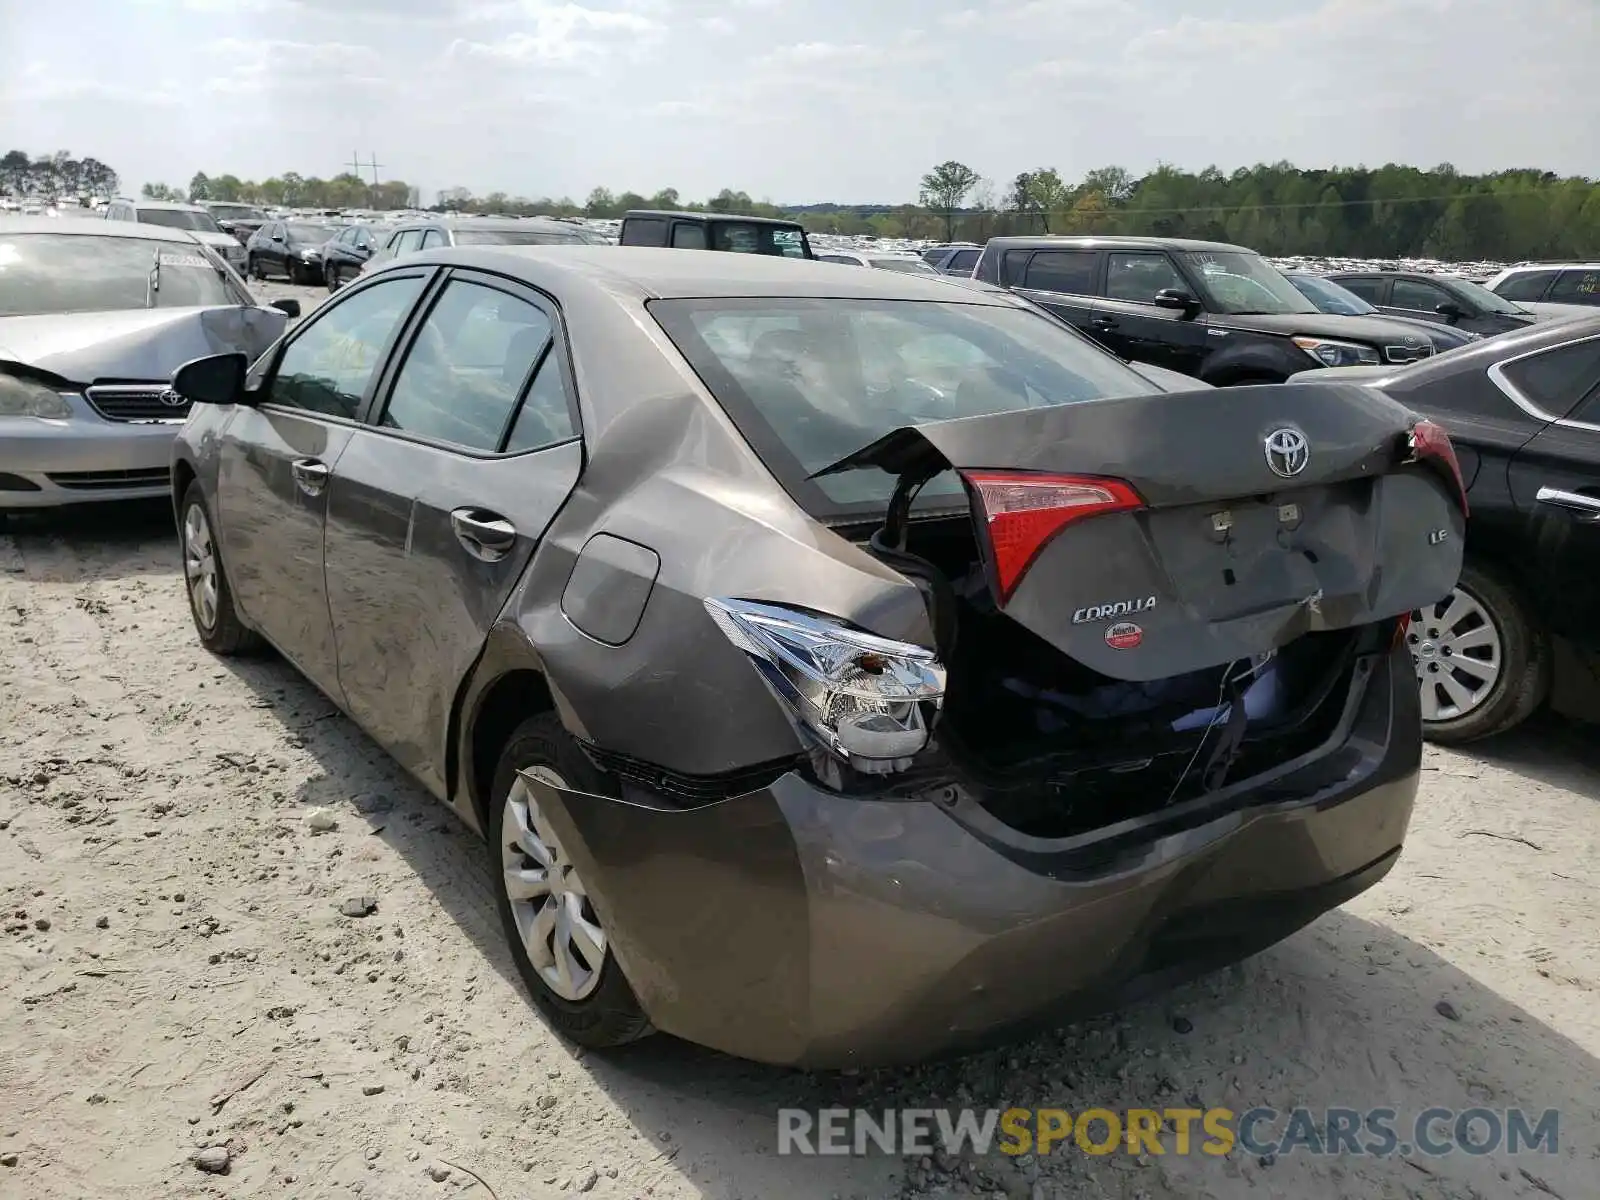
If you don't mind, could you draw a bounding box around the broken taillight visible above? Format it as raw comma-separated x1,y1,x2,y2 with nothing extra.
960,471,1144,603
1408,419,1468,517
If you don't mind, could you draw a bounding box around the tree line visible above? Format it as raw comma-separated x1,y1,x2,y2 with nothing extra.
8,146,1597,262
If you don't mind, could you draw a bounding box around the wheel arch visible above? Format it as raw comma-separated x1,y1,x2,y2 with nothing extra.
171,456,199,526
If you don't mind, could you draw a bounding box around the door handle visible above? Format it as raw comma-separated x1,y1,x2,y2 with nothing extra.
1535,486,1600,520
450,508,518,561
290,458,329,497
1091,317,1119,330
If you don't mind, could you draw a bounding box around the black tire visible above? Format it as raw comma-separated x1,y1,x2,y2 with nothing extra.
286,260,301,286
1416,560,1549,745
325,263,339,293
178,482,262,656
488,714,653,1050
247,254,261,281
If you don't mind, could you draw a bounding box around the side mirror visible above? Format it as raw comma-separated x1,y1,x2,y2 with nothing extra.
173,352,249,406
1434,301,1465,323
271,298,301,319
1153,288,1200,314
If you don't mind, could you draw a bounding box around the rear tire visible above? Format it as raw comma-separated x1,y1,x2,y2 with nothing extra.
488,714,653,1050
325,263,340,293
179,483,262,656
1414,561,1549,744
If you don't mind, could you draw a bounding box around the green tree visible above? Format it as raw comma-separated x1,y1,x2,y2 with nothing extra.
140,182,183,201
919,160,981,241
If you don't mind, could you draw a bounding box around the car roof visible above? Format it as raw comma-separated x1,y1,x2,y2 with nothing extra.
373,244,1026,303
623,209,804,228
0,215,203,243
980,235,1251,254
1496,262,1600,273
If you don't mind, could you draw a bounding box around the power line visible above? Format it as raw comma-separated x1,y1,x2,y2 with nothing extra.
1028,187,1580,219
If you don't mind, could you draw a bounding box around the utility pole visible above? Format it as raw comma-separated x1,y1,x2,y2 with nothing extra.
345,152,385,186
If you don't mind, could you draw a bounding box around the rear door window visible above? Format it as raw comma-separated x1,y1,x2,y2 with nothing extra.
1502,336,1600,418
504,351,578,453
420,229,447,249
671,222,707,249
946,248,980,273
1336,277,1384,303
394,229,425,255
379,280,554,452
1021,250,1097,295
1548,270,1600,305
1496,270,1558,302
771,228,807,258
1104,252,1186,304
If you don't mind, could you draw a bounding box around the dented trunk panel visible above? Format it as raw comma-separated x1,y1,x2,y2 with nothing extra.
822,382,1465,681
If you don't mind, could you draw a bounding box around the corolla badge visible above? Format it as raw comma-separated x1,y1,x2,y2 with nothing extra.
1264,427,1310,478
158,388,187,408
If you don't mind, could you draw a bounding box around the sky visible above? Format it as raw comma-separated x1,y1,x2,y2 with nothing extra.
2,0,1596,205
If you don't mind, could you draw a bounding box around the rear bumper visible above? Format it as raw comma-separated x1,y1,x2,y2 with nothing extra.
0,408,177,508
528,646,1421,1068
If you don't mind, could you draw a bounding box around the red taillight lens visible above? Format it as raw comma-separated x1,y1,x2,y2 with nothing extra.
961,471,1144,603
1409,419,1468,517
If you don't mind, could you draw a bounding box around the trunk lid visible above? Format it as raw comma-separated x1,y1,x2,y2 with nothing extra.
818,381,1465,681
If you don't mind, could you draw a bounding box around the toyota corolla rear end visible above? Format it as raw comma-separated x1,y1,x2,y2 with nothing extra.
516,288,1466,1068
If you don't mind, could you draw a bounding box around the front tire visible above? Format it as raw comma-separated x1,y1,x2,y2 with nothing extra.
325,263,340,293
1413,561,1549,744
489,714,653,1050
180,483,261,656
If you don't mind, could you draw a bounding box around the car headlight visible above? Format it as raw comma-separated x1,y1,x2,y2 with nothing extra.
705,597,946,774
0,373,73,418
1292,336,1381,368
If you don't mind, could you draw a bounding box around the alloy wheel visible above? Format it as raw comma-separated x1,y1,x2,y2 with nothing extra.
501,766,607,1002
182,502,219,632
1411,586,1503,722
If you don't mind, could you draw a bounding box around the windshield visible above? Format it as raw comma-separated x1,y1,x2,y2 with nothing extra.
649,297,1160,513
209,204,265,221
1451,277,1529,316
1287,274,1377,316
136,207,223,233
872,258,940,275
0,233,237,315
287,223,336,243
453,228,589,246
1182,251,1318,315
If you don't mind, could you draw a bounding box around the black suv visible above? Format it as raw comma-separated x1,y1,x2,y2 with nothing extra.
972,236,1438,384
619,210,814,258
1326,270,1539,337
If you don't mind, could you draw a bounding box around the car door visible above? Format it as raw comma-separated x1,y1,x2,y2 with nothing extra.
1500,332,1600,645
214,269,433,697
322,270,584,795
260,222,287,275
1010,248,1102,342
1091,250,1209,375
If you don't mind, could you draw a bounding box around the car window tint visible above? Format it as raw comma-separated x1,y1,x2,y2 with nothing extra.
395,230,424,255
1391,278,1452,311
1021,250,1096,295
622,218,668,247
1503,337,1600,417
1496,270,1558,302
270,275,426,419
420,228,447,249
380,280,553,451
1105,252,1186,303
1547,270,1600,305
671,223,708,249
504,352,577,453
947,249,980,272
1336,277,1382,302
772,228,807,258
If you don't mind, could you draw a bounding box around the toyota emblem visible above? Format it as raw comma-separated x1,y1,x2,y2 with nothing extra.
1264,427,1310,478
158,388,187,408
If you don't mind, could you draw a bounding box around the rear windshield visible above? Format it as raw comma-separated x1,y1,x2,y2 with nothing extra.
287,223,336,242
650,297,1158,515
0,233,237,315
871,258,940,275
137,207,223,233
453,228,589,246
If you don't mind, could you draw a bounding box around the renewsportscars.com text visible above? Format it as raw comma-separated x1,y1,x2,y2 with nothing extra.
777,1106,1560,1159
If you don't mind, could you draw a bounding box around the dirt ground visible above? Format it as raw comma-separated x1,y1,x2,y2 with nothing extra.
1,282,1597,1199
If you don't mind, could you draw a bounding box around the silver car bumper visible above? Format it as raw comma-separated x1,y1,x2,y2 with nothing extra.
0,394,180,509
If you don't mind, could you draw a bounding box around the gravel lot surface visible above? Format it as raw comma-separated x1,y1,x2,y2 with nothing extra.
0,279,1596,1199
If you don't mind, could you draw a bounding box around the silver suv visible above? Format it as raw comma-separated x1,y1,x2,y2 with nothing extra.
104,199,249,276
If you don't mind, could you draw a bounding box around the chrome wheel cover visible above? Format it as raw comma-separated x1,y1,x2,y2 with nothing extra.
501,766,607,1002
182,502,220,632
1411,585,1504,722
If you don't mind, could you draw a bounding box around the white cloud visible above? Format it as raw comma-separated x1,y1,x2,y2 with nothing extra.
201,38,387,95
698,15,735,33
450,2,664,64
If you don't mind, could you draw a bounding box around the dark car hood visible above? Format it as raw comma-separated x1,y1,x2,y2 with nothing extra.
1377,314,1479,348
0,306,286,385
1209,310,1437,346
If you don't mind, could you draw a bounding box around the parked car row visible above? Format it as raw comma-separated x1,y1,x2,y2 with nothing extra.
164,245,1464,1069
